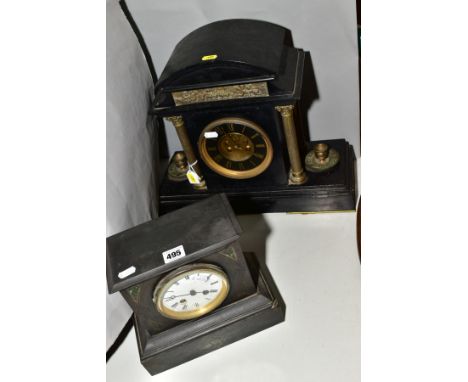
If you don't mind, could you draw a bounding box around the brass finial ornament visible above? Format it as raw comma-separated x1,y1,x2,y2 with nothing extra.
166,116,206,189
305,142,340,172
168,151,189,181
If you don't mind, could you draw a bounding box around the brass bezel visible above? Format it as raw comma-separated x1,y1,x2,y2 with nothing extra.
153,263,230,321
198,117,273,179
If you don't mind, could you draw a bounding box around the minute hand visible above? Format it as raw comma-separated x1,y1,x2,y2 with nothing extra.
164,290,209,300
164,293,190,300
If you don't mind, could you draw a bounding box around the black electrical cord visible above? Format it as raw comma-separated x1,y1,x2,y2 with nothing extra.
119,0,157,86
106,315,134,362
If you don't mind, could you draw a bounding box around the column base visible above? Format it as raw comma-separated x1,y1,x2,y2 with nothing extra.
288,169,308,185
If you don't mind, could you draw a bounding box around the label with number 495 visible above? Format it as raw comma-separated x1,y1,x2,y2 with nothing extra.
162,245,186,264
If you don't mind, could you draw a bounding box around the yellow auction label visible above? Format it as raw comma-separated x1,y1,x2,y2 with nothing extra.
186,170,201,185
202,54,218,61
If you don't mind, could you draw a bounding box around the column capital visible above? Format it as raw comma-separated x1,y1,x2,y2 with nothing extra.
275,105,295,117
165,115,184,126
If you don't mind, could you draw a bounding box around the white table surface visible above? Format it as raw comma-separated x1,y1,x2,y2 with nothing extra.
106,211,361,382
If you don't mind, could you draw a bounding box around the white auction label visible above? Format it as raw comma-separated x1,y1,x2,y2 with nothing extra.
204,131,218,139
118,266,136,279
162,245,186,264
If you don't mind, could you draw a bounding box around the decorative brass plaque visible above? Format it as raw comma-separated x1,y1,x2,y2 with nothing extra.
172,82,269,106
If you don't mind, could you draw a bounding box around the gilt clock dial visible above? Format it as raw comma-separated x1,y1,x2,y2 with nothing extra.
153,263,230,320
198,117,273,179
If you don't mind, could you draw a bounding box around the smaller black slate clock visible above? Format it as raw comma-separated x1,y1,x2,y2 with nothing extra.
106,194,285,375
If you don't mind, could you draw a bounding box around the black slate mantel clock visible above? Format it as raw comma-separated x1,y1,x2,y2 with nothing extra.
106,194,285,375
152,19,356,214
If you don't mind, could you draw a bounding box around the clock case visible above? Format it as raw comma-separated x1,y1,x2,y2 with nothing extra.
152,19,356,215
106,194,285,375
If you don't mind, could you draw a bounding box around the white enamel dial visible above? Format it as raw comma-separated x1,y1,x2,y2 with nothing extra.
153,264,230,320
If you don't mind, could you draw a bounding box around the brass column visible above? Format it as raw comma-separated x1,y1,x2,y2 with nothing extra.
166,116,206,189
275,105,308,185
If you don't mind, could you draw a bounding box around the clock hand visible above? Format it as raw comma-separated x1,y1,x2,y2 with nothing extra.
164,290,204,300
164,293,191,300
194,290,213,295
165,289,217,301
